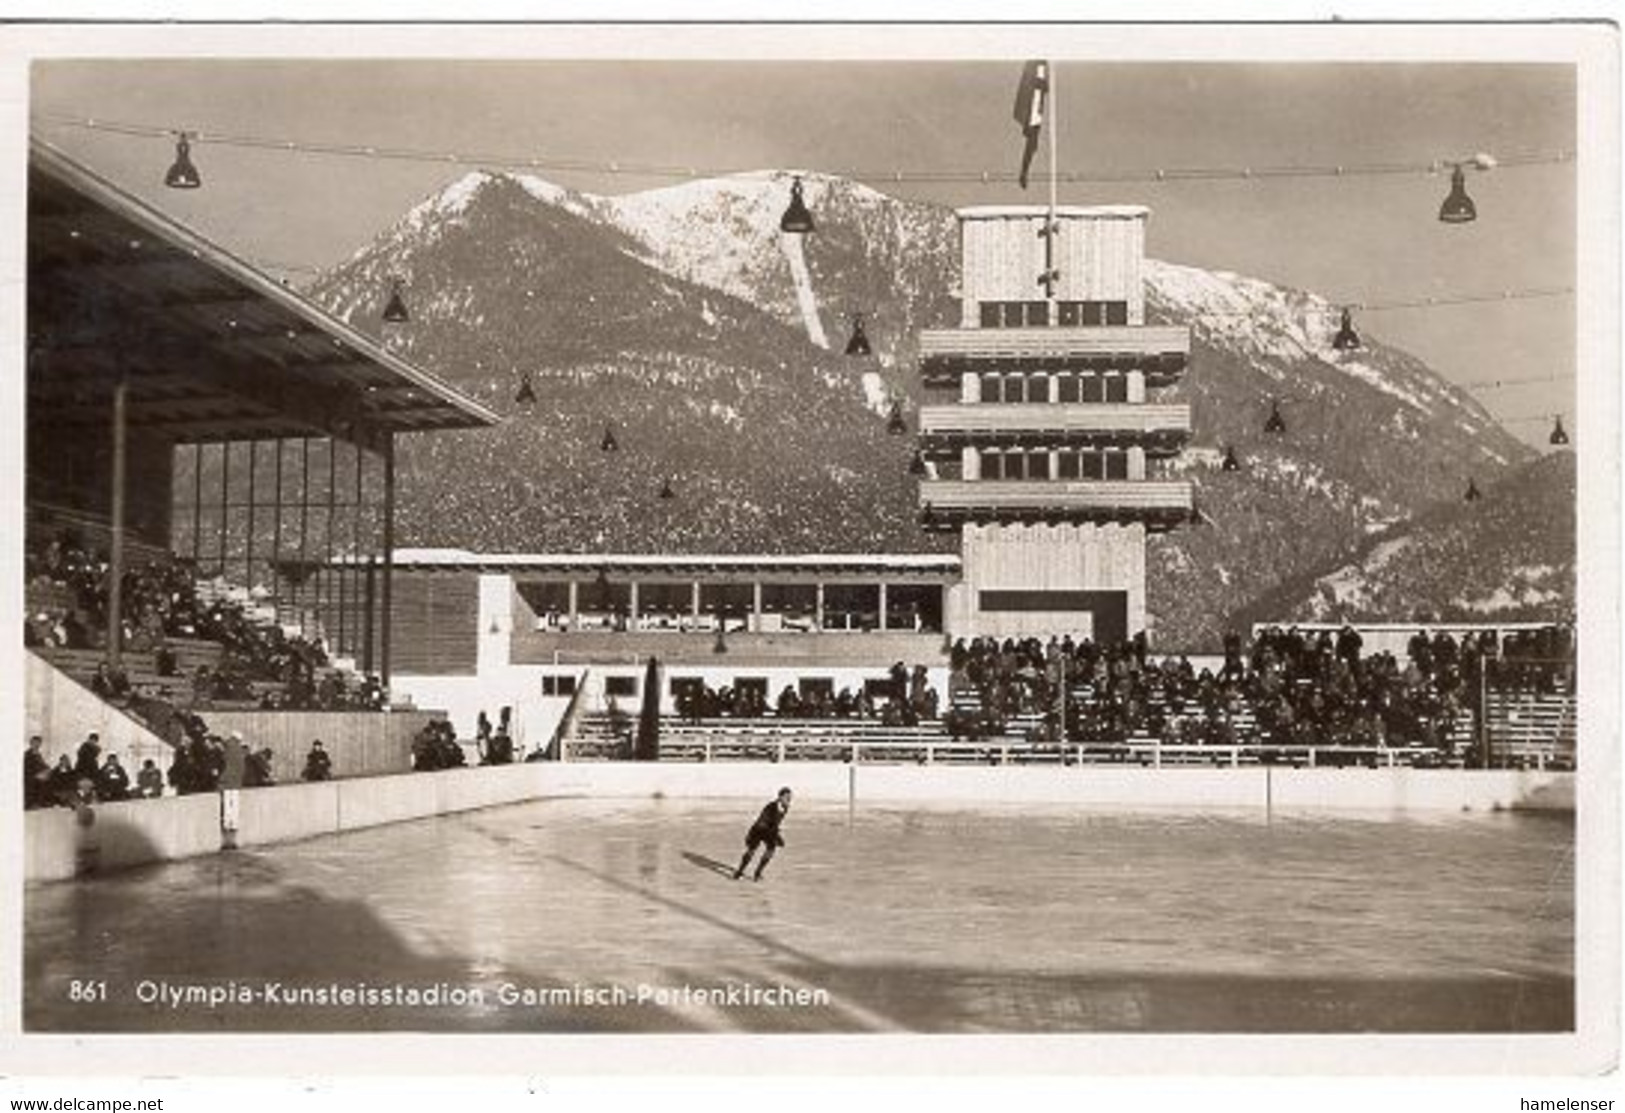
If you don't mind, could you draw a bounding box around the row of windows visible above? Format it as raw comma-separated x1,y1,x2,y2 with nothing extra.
979,448,1132,482
978,371,1133,404
979,300,1130,329
519,581,946,633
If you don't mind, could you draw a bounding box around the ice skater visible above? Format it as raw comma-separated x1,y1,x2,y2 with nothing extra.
734,787,792,881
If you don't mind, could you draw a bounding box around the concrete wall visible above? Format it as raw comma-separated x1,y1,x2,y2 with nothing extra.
389,671,574,755
26,761,1574,883
199,709,429,784
533,763,1573,814
950,521,1147,640
960,210,1147,322
26,764,552,882
25,652,173,776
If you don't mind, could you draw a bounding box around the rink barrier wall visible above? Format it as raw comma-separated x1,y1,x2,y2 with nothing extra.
24,764,551,883
24,762,1574,882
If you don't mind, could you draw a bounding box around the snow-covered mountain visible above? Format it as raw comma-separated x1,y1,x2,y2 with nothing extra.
302,169,1554,648
1233,450,1575,627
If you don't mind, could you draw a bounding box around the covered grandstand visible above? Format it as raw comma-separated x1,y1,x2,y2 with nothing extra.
25,138,498,787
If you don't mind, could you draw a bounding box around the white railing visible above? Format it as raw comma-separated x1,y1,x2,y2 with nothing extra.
563,732,1447,768
919,403,1191,438
919,325,1190,361
918,479,1193,512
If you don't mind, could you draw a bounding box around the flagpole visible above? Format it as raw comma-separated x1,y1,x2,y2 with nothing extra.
1047,59,1058,307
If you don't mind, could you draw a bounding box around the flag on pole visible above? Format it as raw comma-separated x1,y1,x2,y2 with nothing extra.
1013,60,1048,189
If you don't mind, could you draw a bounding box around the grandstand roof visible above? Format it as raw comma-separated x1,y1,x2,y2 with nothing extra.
27,139,500,446
377,549,963,578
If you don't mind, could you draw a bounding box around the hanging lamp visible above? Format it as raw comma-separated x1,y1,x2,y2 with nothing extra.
659,477,675,500
1464,477,1482,502
513,374,537,405
1438,164,1477,224
382,278,410,324
600,424,619,452
1549,415,1570,446
779,176,814,234
1332,307,1361,352
164,133,202,190
886,399,908,436
845,314,872,357
1264,400,1286,435
1221,445,1241,472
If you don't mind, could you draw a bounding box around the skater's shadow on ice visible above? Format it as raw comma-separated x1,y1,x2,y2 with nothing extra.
681,851,738,879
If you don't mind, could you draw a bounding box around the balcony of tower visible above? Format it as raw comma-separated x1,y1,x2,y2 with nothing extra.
916,402,1192,457
917,325,1191,389
916,479,1194,533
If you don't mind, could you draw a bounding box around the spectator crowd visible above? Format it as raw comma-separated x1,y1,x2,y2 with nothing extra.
24,722,338,810
26,530,389,720
940,623,1576,762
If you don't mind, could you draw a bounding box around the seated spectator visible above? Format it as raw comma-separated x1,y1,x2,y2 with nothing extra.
135,758,164,799
302,740,333,782
23,736,52,809
244,747,275,788
48,755,77,807
95,753,131,802
485,727,515,766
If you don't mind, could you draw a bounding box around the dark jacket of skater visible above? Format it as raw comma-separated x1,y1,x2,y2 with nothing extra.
734,787,792,882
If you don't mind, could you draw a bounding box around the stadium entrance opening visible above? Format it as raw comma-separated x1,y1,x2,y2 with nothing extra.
976,589,1128,644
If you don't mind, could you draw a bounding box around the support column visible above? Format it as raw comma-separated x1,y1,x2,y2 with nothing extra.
1128,370,1146,404
962,374,980,404
363,555,377,677
752,581,763,633
218,440,230,578
352,441,365,663
568,581,579,628
298,438,311,631
106,372,128,669
877,582,888,631
381,433,396,689
272,439,284,616
815,582,825,630
325,439,337,653
690,582,701,627
962,446,980,482
628,581,640,629
191,443,203,567
243,440,256,591
1129,446,1146,481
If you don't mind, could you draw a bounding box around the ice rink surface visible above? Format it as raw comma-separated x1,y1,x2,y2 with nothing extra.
26,796,1574,1033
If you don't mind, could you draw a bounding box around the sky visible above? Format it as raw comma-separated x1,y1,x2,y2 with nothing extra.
29,55,1580,448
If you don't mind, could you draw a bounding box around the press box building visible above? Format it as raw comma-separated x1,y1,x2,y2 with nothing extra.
916,204,1193,644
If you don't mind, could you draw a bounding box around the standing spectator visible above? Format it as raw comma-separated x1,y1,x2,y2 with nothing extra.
221,731,246,790
23,736,51,809
74,732,102,782
302,740,333,782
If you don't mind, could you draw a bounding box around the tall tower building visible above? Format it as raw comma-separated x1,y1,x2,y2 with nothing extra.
916,204,1193,644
